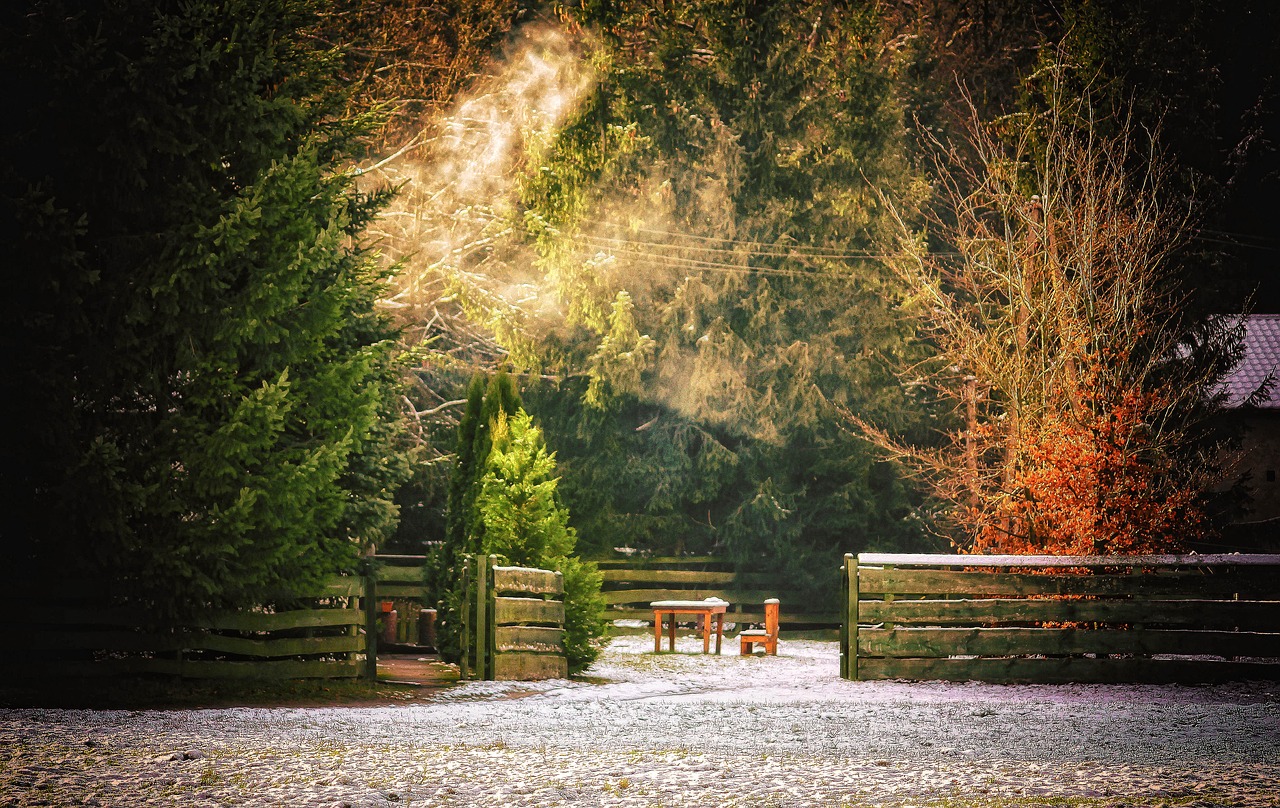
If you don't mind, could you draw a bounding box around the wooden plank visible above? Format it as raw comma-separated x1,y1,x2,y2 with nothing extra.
1,657,363,681
859,568,1278,599
599,569,780,585
495,596,565,626
493,652,568,681
26,631,361,657
594,556,721,568
22,607,364,632
858,553,1280,568
845,554,858,680
857,627,1280,659
317,577,365,598
492,566,564,596
601,588,789,606
476,555,489,681
376,566,428,584
193,608,364,632
363,573,377,681
860,598,1280,631
495,625,565,654
602,568,735,584
857,655,1280,684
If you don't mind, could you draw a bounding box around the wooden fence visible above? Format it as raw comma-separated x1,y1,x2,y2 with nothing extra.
598,556,837,628
5,575,369,680
841,553,1280,684
371,554,434,647
463,554,567,681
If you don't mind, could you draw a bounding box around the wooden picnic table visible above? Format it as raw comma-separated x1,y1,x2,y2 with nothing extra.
651,598,729,655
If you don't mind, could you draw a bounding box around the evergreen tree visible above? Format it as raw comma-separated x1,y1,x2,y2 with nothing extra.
475,410,606,672
433,369,522,661
460,1,944,608
0,0,409,615
434,370,604,672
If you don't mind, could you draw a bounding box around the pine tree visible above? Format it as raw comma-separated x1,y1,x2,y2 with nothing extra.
0,0,409,615
488,1,941,606
434,371,604,671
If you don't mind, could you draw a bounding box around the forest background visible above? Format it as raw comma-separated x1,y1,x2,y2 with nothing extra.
3,0,1278,621
374,0,1280,601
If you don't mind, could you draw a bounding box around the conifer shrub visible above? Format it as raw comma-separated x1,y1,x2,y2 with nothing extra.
432,372,606,673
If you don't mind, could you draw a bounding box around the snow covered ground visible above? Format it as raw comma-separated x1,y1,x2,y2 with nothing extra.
2,636,1278,807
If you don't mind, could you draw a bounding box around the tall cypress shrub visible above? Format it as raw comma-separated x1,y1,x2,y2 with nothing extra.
433,369,521,661
475,410,606,673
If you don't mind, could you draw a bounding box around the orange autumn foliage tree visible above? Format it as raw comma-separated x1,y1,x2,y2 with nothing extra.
855,76,1244,555
971,377,1208,555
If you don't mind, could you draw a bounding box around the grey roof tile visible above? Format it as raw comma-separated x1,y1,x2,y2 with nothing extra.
1222,314,1280,408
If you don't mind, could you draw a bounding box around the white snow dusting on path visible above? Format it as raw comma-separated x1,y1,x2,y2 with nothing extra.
2,636,1278,807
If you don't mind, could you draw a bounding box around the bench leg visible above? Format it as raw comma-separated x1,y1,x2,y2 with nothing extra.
654,612,662,653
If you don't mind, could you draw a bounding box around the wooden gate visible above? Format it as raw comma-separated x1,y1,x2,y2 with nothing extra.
463,554,567,681
841,553,1280,683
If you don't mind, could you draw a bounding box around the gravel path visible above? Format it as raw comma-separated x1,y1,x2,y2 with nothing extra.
3,637,1278,807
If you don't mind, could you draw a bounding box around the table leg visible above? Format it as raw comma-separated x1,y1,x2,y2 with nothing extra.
668,613,676,651
702,613,711,654
654,611,662,653
714,613,723,655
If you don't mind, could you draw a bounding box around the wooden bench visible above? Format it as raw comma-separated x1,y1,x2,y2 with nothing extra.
739,598,779,655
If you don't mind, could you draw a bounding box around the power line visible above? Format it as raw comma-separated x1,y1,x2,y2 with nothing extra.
569,243,865,278
576,231,910,261
578,217,896,257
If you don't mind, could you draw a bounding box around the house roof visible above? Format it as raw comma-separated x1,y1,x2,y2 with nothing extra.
1222,314,1280,409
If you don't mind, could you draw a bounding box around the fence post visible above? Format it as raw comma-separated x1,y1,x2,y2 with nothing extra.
844,553,858,681
459,559,471,681
487,555,499,680
475,553,489,680
363,570,378,681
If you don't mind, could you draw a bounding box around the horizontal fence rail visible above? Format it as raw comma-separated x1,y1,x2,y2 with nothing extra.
840,553,1280,684
4,576,370,681
597,557,836,627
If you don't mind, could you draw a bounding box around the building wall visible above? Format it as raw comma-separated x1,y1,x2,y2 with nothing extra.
1229,412,1280,523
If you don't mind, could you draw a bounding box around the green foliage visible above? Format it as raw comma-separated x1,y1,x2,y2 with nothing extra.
503,1,941,608
432,370,522,661
0,0,409,616
432,371,605,672
475,410,606,673
477,410,577,562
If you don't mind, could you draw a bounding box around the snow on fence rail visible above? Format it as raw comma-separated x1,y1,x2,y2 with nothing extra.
597,556,837,627
4,576,370,680
840,553,1280,684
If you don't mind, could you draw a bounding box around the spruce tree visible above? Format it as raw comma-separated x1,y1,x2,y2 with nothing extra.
485,1,940,606
0,0,408,615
